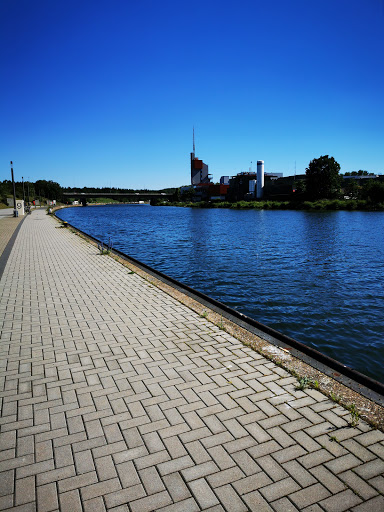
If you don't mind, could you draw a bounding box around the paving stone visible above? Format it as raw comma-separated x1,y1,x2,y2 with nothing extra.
74,450,95,475
83,496,107,512
104,484,146,508
214,485,248,511
16,459,55,480
182,461,220,482
257,454,289,482
368,475,384,493
138,466,165,494
282,460,317,488
185,440,211,465
351,495,384,512
259,476,300,502
231,450,261,476
207,445,237,470
112,445,148,464
0,469,14,497
0,430,16,450
54,444,74,469
16,436,34,457
58,470,98,493
248,440,282,459
270,496,300,512
15,475,35,505
134,449,171,470
0,495,13,510
113,461,138,489
129,490,172,512
319,489,362,511
60,489,83,512
95,454,118,481
354,459,384,479
272,444,307,464
207,466,246,488
325,453,361,474
289,483,331,509
267,425,296,448
142,431,166,454
201,431,235,449
297,449,335,469
157,455,195,476
309,466,346,493
80,477,121,501
354,430,384,446
291,430,321,452
233,472,273,494
242,489,275,511
339,470,378,500
36,464,76,486
368,442,384,459
189,478,220,509
162,472,191,502
36,482,59,512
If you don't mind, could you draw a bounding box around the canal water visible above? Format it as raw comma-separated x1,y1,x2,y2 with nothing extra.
56,205,384,383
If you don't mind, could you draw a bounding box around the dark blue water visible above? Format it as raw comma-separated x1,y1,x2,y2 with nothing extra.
57,205,384,383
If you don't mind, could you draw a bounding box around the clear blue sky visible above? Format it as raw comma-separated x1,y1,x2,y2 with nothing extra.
1,0,384,189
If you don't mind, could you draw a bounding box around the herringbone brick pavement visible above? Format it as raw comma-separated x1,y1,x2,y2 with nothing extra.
0,209,383,511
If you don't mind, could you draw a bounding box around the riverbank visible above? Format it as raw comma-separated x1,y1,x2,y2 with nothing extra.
1,208,384,511
158,199,384,211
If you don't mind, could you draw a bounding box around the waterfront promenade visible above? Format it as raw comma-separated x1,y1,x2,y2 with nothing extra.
1,209,384,512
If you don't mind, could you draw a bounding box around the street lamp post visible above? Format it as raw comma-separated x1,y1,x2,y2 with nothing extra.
11,161,17,217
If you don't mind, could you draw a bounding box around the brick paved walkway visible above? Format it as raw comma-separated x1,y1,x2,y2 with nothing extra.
1,209,384,512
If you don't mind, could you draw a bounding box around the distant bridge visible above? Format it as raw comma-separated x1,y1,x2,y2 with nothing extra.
62,192,174,205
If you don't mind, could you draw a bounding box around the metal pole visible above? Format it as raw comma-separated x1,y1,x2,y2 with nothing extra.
11,161,17,217
27,182,30,204
22,176,25,204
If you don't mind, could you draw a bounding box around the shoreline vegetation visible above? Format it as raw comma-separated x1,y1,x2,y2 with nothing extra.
156,199,384,211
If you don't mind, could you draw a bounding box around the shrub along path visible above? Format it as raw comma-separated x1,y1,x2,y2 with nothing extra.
0,209,384,512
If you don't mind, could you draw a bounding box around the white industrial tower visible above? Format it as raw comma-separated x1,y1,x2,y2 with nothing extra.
256,160,264,199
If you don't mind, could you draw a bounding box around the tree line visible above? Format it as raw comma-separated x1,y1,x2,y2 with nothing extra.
0,179,62,204
0,179,177,205
303,155,384,203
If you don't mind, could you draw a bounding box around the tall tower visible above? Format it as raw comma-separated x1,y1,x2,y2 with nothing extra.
256,160,264,199
190,129,210,185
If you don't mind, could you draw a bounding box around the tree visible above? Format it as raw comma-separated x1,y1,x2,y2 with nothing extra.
35,180,63,201
343,179,360,199
360,180,384,203
305,155,341,200
180,186,196,202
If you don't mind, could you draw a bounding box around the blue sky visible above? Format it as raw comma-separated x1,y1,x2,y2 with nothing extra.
1,0,384,189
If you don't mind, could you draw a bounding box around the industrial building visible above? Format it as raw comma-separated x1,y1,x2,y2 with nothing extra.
190,131,212,186
189,131,229,201
227,161,273,201
188,132,298,202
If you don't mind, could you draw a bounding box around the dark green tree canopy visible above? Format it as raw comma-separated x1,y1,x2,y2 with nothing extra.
305,155,341,199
